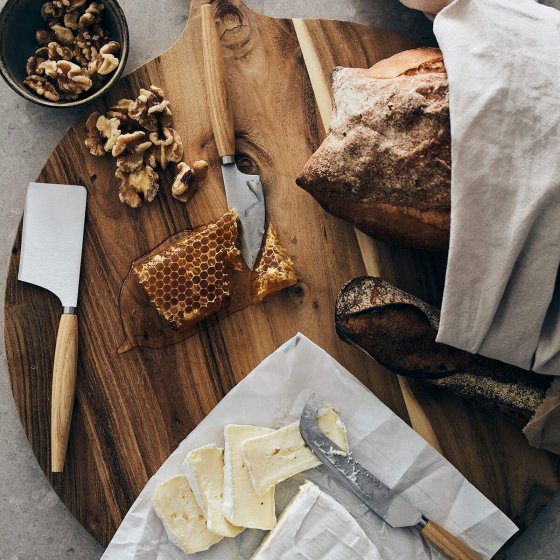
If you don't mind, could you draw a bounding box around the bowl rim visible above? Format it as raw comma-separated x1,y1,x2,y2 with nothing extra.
0,0,129,109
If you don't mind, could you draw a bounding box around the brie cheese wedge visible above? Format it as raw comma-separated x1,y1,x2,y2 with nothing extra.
242,407,348,494
223,424,277,530
184,443,244,537
252,482,382,560
152,475,222,554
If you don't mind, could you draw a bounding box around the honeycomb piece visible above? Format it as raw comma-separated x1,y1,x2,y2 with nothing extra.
251,224,297,303
134,210,242,328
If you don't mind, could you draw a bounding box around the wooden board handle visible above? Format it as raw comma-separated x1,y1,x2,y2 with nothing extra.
201,3,236,157
421,520,482,560
51,313,78,473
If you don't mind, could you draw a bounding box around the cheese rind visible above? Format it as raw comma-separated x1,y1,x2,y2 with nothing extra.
252,482,382,560
152,475,222,554
184,443,244,537
242,407,348,495
223,424,277,530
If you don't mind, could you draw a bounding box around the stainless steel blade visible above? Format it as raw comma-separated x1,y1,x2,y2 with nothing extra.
300,398,424,529
220,162,265,270
18,182,87,308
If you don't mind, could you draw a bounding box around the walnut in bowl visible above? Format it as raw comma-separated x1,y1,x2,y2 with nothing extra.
0,0,129,108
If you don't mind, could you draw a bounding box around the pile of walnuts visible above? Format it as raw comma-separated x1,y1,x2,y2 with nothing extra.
24,1,120,102
85,85,208,208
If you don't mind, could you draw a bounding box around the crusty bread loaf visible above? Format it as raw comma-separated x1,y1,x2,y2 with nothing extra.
296,48,450,250
335,276,552,424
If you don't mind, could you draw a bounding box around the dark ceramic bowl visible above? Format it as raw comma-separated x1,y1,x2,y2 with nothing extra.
0,0,129,108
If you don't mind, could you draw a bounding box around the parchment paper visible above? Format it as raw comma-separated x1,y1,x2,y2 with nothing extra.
101,334,518,560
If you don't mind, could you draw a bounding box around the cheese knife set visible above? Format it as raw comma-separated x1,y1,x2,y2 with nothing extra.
5,0,559,559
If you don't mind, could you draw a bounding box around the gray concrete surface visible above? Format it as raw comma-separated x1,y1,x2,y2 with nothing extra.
0,1,558,559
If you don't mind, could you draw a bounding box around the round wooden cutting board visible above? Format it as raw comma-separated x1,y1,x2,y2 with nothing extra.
4,0,560,550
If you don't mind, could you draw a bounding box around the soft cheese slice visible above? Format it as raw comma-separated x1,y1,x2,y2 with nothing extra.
152,475,222,554
252,482,382,560
242,407,348,495
223,424,277,530
184,443,244,537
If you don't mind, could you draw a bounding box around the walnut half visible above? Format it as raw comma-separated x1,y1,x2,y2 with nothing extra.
128,85,172,132
84,111,105,156
147,127,183,170
116,166,159,208
23,75,60,101
112,131,152,172
172,161,209,202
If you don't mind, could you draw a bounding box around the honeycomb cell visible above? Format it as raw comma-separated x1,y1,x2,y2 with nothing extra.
133,209,241,328
251,223,297,303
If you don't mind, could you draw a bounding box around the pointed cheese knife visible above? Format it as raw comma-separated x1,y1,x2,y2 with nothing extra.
300,399,482,560
201,3,265,270
18,182,87,473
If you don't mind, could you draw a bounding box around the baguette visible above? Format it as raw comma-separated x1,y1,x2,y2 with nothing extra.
335,277,552,423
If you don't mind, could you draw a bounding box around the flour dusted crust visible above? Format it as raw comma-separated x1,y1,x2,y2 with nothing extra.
335,276,552,424
296,48,451,250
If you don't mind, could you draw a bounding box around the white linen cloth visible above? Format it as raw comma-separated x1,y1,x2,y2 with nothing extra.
100,334,517,560
432,0,560,374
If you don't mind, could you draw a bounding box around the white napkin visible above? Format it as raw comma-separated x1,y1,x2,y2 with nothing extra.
432,0,560,375
100,334,517,560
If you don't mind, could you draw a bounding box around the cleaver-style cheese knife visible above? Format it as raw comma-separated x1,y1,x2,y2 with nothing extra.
300,399,482,560
18,182,87,473
201,3,265,270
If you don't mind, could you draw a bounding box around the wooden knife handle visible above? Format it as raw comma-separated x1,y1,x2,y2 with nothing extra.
51,312,78,473
421,520,482,560
201,3,236,157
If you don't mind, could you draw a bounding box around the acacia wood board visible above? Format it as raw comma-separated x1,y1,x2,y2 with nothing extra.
4,0,560,551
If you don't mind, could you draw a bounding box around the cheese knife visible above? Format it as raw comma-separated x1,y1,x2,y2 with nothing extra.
201,3,265,270
18,182,87,473
300,399,482,560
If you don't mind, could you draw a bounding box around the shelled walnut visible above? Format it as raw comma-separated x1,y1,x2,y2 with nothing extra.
46,41,74,61
147,128,184,169
41,2,64,25
23,75,60,102
88,41,119,75
113,131,152,172
36,29,55,46
79,2,103,27
84,84,206,209
172,161,209,202
116,166,159,208
129,86,172,132
24,1,120,102
84,112,105,156
36,60,58,78
56,60,92,97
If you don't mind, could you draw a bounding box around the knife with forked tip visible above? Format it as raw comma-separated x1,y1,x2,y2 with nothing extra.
201,3,266,270
300,398,482,560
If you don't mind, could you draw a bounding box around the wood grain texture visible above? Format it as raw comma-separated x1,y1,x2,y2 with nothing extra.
201,3,236,157
51,312,79,472
3,0,560,551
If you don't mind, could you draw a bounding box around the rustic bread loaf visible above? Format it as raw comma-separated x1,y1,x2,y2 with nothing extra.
296,48,451,250
335,276,552,424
